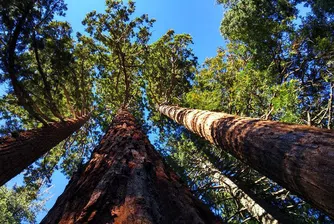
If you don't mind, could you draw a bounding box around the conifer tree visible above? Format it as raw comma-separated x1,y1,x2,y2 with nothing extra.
159,104,334,218
0,0,93,186
42,1,220,222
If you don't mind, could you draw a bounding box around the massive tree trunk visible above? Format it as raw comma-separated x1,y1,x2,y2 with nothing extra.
42,109,221,224
159,105,334,218
0,115,90,186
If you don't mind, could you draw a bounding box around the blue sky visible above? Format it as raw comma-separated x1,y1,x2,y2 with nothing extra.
62,0,226,63
5,0,226,222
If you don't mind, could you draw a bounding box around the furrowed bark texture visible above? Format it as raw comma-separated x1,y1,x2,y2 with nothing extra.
0,115,89,186
41,109,221,224
159,105,334,218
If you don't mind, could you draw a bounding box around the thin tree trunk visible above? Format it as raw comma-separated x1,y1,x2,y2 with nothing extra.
32,32,64,121
328,83,333,129
62,85,76,118
0,115,90,186
201,161,296,224
41,109,221,224
199,144,301,223
159,105,334,218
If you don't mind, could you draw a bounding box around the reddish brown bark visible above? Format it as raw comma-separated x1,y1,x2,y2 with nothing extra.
41,109,221,224
0,115,90,186
159,105,334,218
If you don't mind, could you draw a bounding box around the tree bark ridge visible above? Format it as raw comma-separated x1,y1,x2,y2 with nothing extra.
159,105,334,218
0,114,90,186
41,109,221,224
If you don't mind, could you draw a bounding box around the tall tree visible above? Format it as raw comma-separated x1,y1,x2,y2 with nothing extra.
0,0,68,124
0,114,90,186
180,40,332,222
0,5,97,223
4,0,333,221
42,109,221,224
82,0,154,114
0,0,94,187
159,105,334,218
41,1,221,223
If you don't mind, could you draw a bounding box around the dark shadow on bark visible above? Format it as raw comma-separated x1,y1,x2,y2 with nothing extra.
0,115,89,186
211,117,334,218
41,109,223,224
159,105,334,219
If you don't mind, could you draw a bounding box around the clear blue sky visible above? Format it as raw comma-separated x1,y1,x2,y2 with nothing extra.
5,0,226,222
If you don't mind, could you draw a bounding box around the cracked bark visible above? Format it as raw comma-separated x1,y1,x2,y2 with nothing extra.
0,115,90,186
41,109,221,224
159,105,334,219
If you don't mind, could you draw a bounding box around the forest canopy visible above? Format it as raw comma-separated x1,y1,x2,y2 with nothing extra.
0,0,333,223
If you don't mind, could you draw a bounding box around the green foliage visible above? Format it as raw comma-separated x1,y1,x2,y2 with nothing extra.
271,79,301,122
0,186,45,223
144,30,197,105
218,0,334,128
143,30,197,126
185,50,225,111
220,0,296,68
184,46,302,121
79,0,155,129
0,0,94,125
0,0,70,124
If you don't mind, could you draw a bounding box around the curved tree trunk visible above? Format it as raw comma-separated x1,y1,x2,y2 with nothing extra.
41,109,221,224
0,115,90,186
159,105,334,218
5,1,53,125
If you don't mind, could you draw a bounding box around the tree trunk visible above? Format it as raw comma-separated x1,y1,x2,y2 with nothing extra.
0,115,90,186
328,83,333,129
159,105,334,218
201,160,296,224
41,109,221,224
